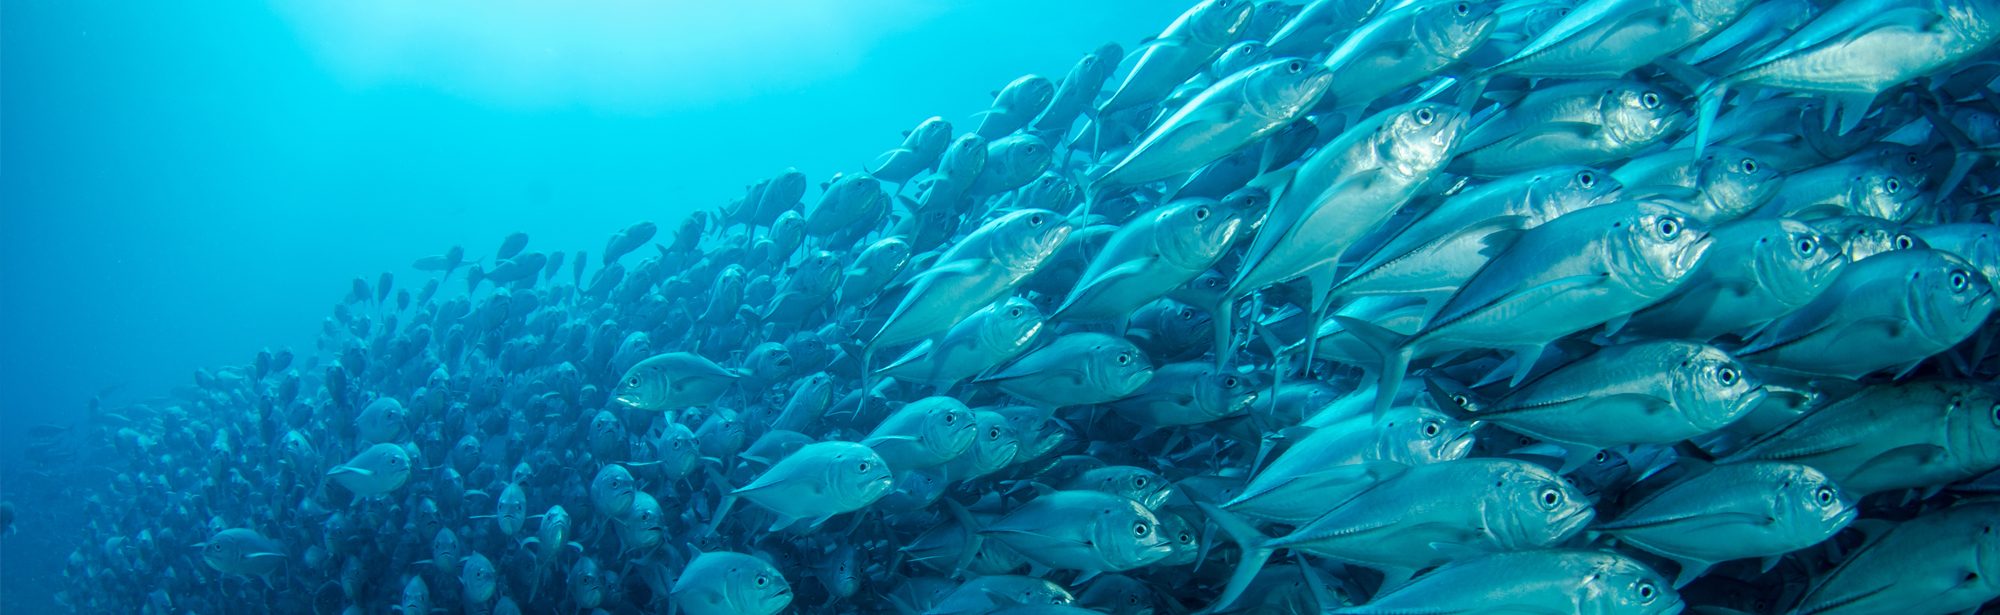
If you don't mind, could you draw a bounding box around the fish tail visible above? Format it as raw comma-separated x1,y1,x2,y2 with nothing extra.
703,466,738,536
941,498,983,579
1330,315,1411,422
1693,80,1728,160
1195,502,1275,614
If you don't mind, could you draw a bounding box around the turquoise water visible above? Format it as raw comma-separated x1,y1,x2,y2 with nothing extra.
0,2,1177,610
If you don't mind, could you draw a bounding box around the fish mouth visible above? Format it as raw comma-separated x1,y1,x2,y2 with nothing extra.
1552,505,1596,538
1440,432,1477,460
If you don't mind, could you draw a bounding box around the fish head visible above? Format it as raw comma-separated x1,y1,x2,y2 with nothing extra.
1672,343,1765,432
1616,200,1713,296
613,359,673,411
1188,0,1257,46
592,465,636,514
721,555,793,615
1154,510,1201,567
1215,42,1271,77
1157,200,1248,270
1383,405,1476,464
1092,496,1174,571
828,445,897,510
1772,463,1858,541
981,297,1047,353
1911,250,1998,346
1852,166,1928,222
1414,0,1500,61
973,411,1023,465
1085,466,1175,510
1382,103,1468,179
1499,461,1594,547
1531,166,1624,221
1694,148,1781,222
1600,81,1686,148
920,399,979,459
1755,219,1846,308
1943,382,2000,477
1090,336,1157,398
1593,554,1682,615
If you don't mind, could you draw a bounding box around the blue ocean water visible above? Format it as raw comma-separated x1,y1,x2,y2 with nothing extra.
9,0,2000,613
0,2,1180,610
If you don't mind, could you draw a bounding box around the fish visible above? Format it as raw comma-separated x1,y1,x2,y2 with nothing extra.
862,396,978,471
870,117,953,185
1596,460,1856,588
1470,340,1766,468
1623,218,1846,340
671,550,793,615
1096,0,1255,115
877,297,1044,391
1450,79,1688,177
975,332,1156,408
1791,500,2000,615
604,221,658,265
1331,550,1682,615
726,440,894,531
1720,379,2000,496
973,489,1174,579
1226,102,1469,349
1344,199,1714,417
1735,248,1996,379
1093,58,1333,190
197,528,284,577
325,443,412,498
1225,405,1474,523
1205,458,1593,610
612,352,745,412
866,209,1073,358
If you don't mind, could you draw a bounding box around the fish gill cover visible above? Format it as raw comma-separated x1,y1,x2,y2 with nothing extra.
8,0,2000,613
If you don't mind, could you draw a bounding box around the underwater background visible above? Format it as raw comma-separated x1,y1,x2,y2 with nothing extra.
1,1,1180,610
8,0,2000,613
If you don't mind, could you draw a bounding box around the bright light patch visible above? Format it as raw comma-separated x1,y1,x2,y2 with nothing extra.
275,0,944,112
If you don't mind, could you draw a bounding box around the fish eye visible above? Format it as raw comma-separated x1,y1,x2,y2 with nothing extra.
1414,108,1435,124
1007,306,1024,318
1180,308,1196,320
1029,214,1046,226
1134,476,1148,488
1885,178,1902,193
1740,158,1758,174
1717,366,1738,385
1116,353,1132,365
1421,421,1440,437
1223,376,1240,388
1641,92,1661,109
857,462,871,472
1195,206,1211,221
1538,488,1562,510
945,413,957,424
1637,583,1656,602
989,427,1002,440
1286,60,1304,73
1593,451,1609,463
1656,218,1680,238
1896,235,1915,250
1132,522,1150,537
1797,237,1817,255
1815,486,1836,506
1454,1,1470,14
1577,171,1595,189
755,575,768,587
1989,402,1999,424
625,377,639,388
1951,270,1971,291
1450,394,1470,408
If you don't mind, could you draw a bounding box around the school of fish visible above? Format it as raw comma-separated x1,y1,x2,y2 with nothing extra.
24,0,2000,613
